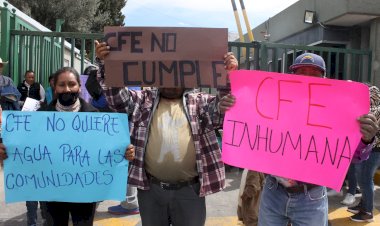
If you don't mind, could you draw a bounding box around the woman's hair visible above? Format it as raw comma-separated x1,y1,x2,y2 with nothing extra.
48,74,54,82
53,67,81,87
83,65,97,76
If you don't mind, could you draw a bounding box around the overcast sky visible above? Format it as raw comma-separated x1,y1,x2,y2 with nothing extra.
122,0,299,33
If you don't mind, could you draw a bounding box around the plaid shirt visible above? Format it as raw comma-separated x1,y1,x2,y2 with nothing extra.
97,63,228,197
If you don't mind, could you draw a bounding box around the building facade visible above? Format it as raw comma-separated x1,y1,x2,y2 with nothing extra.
251,0,380,85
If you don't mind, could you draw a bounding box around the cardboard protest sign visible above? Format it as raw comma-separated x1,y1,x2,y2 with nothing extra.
2,111,130,203
103,26,228,88
222,70,370,190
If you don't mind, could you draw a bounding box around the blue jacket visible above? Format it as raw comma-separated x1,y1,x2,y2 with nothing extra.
0,75,21,110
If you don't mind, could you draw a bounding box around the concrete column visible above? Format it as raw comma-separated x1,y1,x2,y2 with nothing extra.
370,18,380,86
361,27,370,49
361,26,370,82
346,27,361,80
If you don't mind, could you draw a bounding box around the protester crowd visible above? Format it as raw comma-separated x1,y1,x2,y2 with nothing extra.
0,40,379,226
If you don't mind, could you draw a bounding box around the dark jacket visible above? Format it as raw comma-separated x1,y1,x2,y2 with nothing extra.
39,98,98,112
18,81,41,101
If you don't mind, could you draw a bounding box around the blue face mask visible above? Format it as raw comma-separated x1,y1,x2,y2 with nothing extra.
57,92,79,106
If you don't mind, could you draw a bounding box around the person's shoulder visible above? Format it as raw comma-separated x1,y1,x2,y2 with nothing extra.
370,85,380,108
370,85,380,93
0,75,16,86
38,100,57,111
139,87,158,98
79,98,98,112
369,85,380,99
1,75,13,81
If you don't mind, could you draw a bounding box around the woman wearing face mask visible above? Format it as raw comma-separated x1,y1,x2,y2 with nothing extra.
0,67,98,225
47,67,89,111
0,67,135,225
38,67,135,226
41,67,98,225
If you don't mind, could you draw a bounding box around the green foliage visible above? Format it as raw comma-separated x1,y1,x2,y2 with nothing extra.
92,0,126,32
7,0,126,32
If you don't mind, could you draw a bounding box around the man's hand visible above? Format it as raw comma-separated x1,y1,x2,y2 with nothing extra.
0,143,7,166
224,52,238,71
95,40,110,60
219,94,236,114
124,144,135,161
358,113,379,144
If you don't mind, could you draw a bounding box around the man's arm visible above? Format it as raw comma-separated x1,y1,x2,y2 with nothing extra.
353,85,380,162
97,61,142,115
208,52,238,128
0,106,6,168
0,143,7,168
95,41,140,114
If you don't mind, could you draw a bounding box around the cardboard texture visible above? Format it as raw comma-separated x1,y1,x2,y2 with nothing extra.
103,26,228,88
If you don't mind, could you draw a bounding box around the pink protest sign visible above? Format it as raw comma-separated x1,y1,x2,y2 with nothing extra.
223,70,370,190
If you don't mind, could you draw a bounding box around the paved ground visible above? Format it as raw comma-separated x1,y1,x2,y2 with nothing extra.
328,187,380,226
0,167,242,226
0,167,379,226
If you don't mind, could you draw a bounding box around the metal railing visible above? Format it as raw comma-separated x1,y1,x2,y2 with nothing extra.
10,30,102,86
0,2,104,86
0,2,373,87
6,33,373,88
229,41,372,83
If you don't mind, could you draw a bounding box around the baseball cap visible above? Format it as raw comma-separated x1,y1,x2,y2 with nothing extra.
289,53,326,73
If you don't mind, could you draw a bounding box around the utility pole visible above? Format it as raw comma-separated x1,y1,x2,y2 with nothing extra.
239,0,254,42
231,0,245,43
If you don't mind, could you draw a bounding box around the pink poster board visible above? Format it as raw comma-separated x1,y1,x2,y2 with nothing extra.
223,70,370,190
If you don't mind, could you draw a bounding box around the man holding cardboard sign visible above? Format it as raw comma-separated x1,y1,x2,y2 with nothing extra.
256,53,378,226
95,26,237,226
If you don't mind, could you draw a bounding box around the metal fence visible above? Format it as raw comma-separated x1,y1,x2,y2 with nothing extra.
10,30,102,86
5,32,373,88
229,41,372,83
0,1,373,87
0,2,103,86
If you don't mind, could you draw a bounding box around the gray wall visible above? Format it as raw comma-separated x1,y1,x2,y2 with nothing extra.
252,0,380,44
370,18,380,86
248,0,380,84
